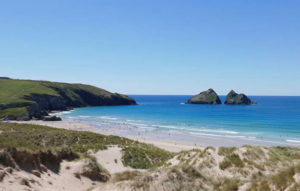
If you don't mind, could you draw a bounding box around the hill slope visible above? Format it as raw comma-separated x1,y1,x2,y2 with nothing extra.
0,79,136,120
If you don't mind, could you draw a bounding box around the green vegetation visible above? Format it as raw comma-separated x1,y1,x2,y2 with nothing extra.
0,122,172,169
0,78,136,119
220,153,244,170
247,163,300,191
187,88,221,104
214,179,239,191
113,171,142,182
207,94,217,102
0,107,28,119
111,145,300,191
268,146,300,162
122,143,174,169
0,79,57,105
242,145,265,160
218,147,244,170
232,94,244,103
182,166,203,179
0,79,114,106
225,90,253,105
218,147,236,156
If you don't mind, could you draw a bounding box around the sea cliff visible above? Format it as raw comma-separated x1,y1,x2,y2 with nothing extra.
0,78,136,120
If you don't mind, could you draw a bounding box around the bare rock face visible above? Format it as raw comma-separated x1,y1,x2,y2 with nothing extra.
187,89,221,104
224,90,253,105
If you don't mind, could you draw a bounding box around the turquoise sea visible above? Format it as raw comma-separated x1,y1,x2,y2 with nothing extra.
59,95,300,145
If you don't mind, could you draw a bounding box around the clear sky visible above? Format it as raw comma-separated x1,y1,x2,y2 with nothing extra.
1,0,300,95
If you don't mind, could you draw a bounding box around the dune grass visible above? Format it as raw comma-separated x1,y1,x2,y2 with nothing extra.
219,153,244,170
268,146,300,162
0,122,173,169
247,162,300,191
110,144,300,190
113,171,142,182
218,147,236,156
122,143,174,169
218,147,244,170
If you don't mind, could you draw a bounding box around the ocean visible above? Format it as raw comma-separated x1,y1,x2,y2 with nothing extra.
58,95,300,146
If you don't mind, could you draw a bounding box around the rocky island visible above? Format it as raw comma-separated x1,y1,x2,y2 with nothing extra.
0,78,136,120
187,88,221,104
224,90,254,105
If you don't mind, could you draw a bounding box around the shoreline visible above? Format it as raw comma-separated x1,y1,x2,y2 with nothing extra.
13,119,300,152
13,120,200,152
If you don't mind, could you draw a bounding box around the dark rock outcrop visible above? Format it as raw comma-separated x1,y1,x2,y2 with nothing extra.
224,90,253,105
43,115,62,121
187,89,221,104
24,91,136,120
25,94,67,112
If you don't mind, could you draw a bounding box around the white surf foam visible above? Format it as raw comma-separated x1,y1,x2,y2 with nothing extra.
79,115,90,118
286,139,300,143
159,125,178,129
190,132,246,139
99,116,118,120
193,129,238,135
127,122,148,127
150,124,239,135
56,110,74,115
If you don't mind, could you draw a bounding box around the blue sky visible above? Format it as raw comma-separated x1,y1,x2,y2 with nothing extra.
1,0,300,95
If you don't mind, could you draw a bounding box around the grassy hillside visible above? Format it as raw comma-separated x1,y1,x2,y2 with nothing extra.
0,122,173,169
0,79,57,105
0,78,136,120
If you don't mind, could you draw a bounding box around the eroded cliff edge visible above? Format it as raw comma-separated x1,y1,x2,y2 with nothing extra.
0,78,136,120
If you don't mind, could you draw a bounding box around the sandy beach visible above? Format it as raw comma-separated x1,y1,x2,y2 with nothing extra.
14,120,201,152
14,119,300,153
